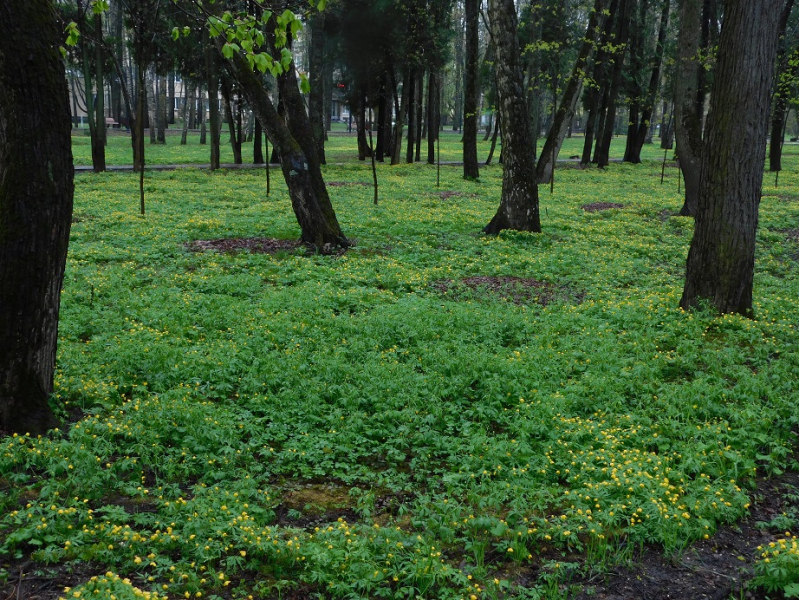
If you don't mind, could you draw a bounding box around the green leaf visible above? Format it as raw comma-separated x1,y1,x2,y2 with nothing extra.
171,27,180,41
785,583,799,598
300,72,310,94
222,43,239,59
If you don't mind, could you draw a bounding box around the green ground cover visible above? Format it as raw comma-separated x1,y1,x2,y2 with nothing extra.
71,128,669,166
1,148,798,599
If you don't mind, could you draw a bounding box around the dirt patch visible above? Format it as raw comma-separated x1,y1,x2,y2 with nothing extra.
570,469,799,600
784,229,799,242
431,190,477,200
186,237,300,254
582,202,625,213
273,483,358,529
326,181,371,187
435,275,572,306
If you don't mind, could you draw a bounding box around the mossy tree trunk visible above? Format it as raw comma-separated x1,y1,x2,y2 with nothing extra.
680,0,782,316
484,0,541,234
0,0,74,434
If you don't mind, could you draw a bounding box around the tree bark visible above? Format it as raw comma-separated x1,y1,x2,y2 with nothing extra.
628,0,670,162
94,13,107,154
768,0,797,172
221,79,242,164
537,0,605,183
595,0,631,168
680,0,782,316
484,0,541,233
254,117,264,164
674,0,704,216
157,74,167,144
463,0,480,179
220,49,348,249
181,83,194,145
406,68,417,164
168,72,175,125
427,70,439,164
0,0,73,434
308,12,327,164
391,68,410,165
206,46,221,170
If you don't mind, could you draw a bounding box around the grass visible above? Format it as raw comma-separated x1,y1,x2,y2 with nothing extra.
71,125,670,166
1,135,798,599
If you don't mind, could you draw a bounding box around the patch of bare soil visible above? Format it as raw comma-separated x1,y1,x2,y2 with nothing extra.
431,190,477,200
435,275,572,306
784,229,799,242
186,237,301,254
570,470,799,600
326,181,371,187
582,202,626,213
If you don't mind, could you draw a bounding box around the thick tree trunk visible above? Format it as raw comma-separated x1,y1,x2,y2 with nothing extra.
356,93,370,160
376,73,388,161
484,0,541,234
308,12,327,164
206,46,221,170
81,31,105,172
199,92,207,145
415,70,424,162
110,0,123,124
0,0,73,434
222,50,348,249
463,0,480,179
680,0,781,317
537,0,605,183
674,0,704,216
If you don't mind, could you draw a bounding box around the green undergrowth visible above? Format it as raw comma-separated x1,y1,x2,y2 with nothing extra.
1,153,799,599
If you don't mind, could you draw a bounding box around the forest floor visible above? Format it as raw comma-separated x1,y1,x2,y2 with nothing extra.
1,136,798,599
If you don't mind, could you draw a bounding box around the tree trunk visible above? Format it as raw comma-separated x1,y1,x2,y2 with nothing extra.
94,13,107,154
595,0,631,168
206,46,221,170
81,28,104,172
486,117,500,165
415,70,423,162
674,0,705,216
181,83,194,145
391,68,410,165
484,0,541,234
629,0,670,162
537,0,605,183
623,0,648,163
254,117,264,164
157,74,167,144
308,12,327,164
768,0,797,172
199,91,207,145
452,2,464,132
406,68,417,164
221,79,242,164
168,72,175,125
463,0,480,179
221,50,348,249
110,0,123,124
680,0,781,316
0,0,73,434
427,70,439,164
